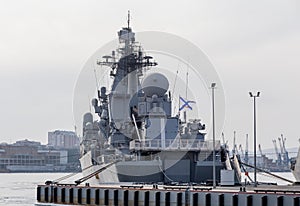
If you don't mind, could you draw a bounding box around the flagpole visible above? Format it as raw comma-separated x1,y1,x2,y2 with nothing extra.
211,83,217,189
178,95,180,117
185,69,189,100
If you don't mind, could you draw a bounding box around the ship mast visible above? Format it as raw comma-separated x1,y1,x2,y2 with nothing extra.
93,14,158,147
127,10,130,29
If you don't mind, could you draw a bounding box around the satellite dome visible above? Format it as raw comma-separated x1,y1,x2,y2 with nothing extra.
142,73,169,97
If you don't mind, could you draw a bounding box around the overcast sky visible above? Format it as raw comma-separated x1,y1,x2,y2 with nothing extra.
0,0,300,151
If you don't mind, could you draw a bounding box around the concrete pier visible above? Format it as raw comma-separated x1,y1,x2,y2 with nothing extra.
36,184,300,206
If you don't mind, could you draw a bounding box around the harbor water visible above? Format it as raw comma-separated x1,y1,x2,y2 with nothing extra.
0,172,296,206
0,173,69,206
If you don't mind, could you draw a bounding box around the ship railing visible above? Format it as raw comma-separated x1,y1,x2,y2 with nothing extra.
94,154,126,165
130,139,220,151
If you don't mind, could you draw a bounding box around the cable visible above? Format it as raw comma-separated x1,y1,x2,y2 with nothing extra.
158,160,173,182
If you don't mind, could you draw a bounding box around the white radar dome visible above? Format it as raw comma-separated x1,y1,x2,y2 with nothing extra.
142,73,169,97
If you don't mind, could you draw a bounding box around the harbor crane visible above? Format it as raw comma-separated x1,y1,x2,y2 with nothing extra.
221,132,228,149
258,144,264,157
278,137,285,159
258,144,266,169
239,144,245,160
280,134,289,167
245,134,249,164
232,131,237,155
272,139,282,166
221,132,225,145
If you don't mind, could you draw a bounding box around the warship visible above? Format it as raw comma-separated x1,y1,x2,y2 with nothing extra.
78,18,236,185
36,16,300,206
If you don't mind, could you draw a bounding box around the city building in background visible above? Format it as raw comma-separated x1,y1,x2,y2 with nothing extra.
48,130,79,149
0,130,81,173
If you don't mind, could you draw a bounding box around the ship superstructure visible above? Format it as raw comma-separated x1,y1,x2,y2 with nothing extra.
79,20,231,185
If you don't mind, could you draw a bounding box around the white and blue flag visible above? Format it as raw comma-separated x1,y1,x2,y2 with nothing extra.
179,96,196,111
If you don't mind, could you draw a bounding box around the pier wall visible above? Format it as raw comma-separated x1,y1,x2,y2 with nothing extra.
36,184,300,206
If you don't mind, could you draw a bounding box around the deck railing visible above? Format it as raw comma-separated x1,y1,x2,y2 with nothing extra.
130,139,220,151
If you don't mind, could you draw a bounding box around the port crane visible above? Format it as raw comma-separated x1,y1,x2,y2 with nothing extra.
239,144,244,160
279,134,289,167
272,139,282,166
258,144,266,169
258,144,264,158
232,131,237,155
221,132,228,149
245,134,249,164
278,137,285,161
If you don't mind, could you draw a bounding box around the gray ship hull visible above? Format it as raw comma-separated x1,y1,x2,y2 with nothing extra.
80,149,225,184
